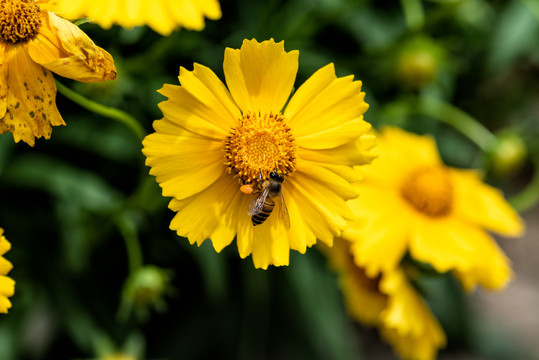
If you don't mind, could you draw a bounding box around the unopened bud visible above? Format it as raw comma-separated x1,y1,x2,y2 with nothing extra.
395,37,444,89
491,133,527,178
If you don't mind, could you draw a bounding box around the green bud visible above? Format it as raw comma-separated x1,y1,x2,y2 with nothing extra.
394,36,444,89
491,133,527,178
119,265,172,320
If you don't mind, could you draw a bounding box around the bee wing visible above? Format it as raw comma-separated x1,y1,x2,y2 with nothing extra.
248,185,271,216
277,191,290,229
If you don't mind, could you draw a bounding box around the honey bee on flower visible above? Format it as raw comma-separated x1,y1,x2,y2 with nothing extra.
143,39,376,269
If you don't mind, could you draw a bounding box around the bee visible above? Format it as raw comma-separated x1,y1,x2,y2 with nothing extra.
248,171,290,228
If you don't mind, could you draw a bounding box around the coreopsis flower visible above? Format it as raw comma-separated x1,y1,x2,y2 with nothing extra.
143,39,375,269
322,239,446,360
48,0,222,35
0,0,117,146
343,127,524,290
0,228,15,313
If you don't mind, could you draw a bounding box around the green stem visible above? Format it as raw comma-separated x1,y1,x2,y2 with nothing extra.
509,160,539,213
416,96,498,152
56,81,146,141
115,211,143,274
400,0,425,30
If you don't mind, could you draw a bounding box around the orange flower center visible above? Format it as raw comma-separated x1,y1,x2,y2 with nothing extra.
0,0,41,43
400,166,453,217
224,112,296,188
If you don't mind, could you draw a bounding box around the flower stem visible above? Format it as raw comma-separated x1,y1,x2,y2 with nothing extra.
115,210,143,274
55,80,146,141
400,0,425,30
416,96,498,152
509,159,539,213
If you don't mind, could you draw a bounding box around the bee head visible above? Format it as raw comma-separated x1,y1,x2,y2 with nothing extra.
269,171,284,182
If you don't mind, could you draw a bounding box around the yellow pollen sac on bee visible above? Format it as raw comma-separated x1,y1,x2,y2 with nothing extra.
400,166,453,217
224,111,296,190
0,0,42,43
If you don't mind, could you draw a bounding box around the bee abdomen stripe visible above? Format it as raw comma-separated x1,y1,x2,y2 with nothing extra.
252,200,274,226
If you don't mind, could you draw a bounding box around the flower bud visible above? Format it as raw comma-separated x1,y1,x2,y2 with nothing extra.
120,265,172,320
394,36,444,89
490,133,527,178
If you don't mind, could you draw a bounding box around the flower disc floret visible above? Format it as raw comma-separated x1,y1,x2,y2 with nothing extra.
0,0,41,43
225,111,296,188
401,167,453,217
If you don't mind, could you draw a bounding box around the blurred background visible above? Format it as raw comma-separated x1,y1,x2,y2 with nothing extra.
1,0,538,359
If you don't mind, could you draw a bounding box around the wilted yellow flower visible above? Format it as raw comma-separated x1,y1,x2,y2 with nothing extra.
143,39,375,269
322,239,446,360
343,127,524,291
0,0,117,146
0,228,15,313
48,0,222,35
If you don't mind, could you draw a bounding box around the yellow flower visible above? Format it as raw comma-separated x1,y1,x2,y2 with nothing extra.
322,239,446,360
0,228,15,313
47,0,222,35
379,270,446,360
0,0,117,146
322,239,386,326
343,127,524,290
142,39,375,269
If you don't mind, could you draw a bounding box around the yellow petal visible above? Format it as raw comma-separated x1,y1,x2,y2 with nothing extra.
0,233,11,256
1,44,65,146
236,195,255,258
224,39,298,115
360,127,441,188
298,138,376,166
168,175,238,248
251,216,290,269
48,0,222,35
0,258,12,276
321,239,388,326
285,192,317,253
344,190,410,277
0,43,6,119
295,159,359,200
142,128,224,200
284,63,369,147
451,169,524,237
453,232,512,291
27,12,116,83
409,218,478,274
286,173,351,244
157,63,240,137
379,270,446,360
296,118,372,149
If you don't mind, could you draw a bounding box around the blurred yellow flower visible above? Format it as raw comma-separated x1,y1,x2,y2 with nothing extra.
379,270,446,360
0,0,117,146
343,127,524,291
0,228,15,313
323,239,446,360
143,39,375,269
100,354,136,360
47,0,222,35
